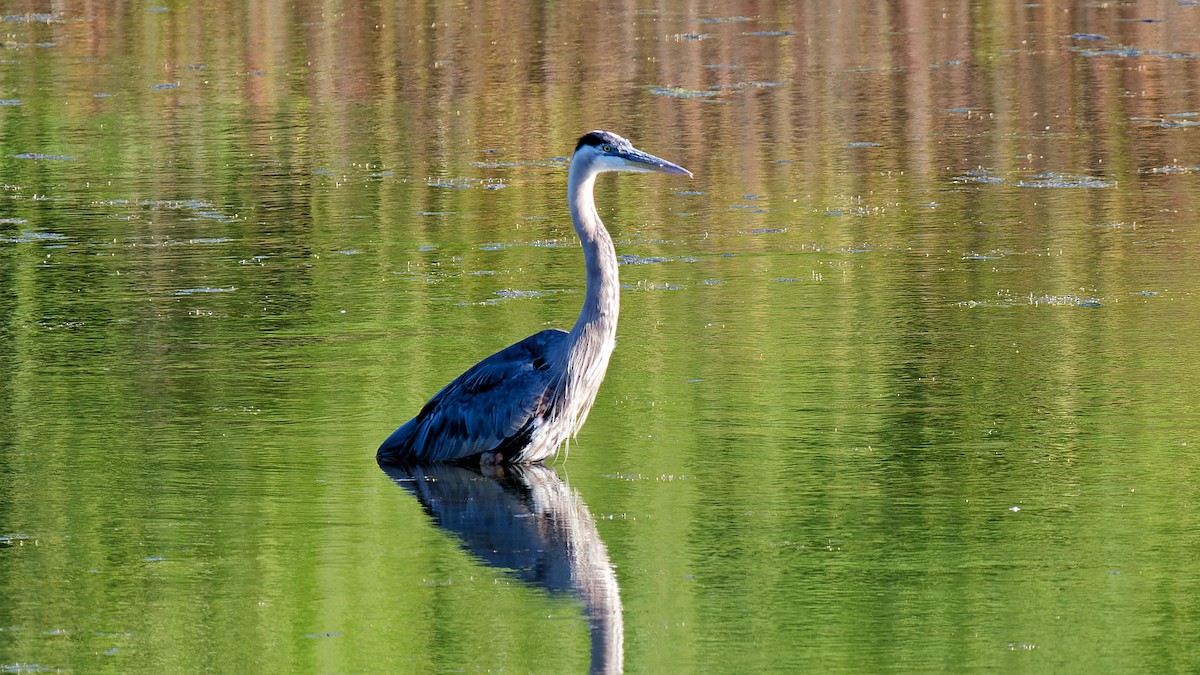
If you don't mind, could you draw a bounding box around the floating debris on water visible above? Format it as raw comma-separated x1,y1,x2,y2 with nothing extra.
955,291,1106,308
494,289,542,299
470,160,523,168
1071,45,1200,59
86,198,242,225
173,287,236,296
954,169,1003,184
692,16,753,23
618,254,673,265
673,33,714,41
0,99,20,106
149,82,180,90
0,664,58,673
1014,172,1116,188
650,86,722,99
601,472,690,481
2,13,57,22
428,179,473,189
1070,33,1107,40
1158,118,1200,128
1,231,66,243
628,281,684,292
1140,111,1200,127
743,30,797,37
8,153,74,161
651,80,782,101
1073,46,1149,57
479,239,568,251
468,159,562,169
713,81,787,91
1141,165,1200,174
846,141,882,148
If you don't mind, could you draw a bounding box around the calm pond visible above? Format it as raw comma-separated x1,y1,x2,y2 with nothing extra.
2,1,1199,672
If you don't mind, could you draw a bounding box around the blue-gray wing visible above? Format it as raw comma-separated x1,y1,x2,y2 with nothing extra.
377,329,568,463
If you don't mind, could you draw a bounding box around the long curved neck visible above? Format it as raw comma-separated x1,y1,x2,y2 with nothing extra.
567,163,620,342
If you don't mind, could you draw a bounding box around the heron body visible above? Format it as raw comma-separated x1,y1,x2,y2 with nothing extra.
378,131,691,465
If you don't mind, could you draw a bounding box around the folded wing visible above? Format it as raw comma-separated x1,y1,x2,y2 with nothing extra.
377,329,568,463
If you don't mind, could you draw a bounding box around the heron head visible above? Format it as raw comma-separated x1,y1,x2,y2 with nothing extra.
573,130,692,177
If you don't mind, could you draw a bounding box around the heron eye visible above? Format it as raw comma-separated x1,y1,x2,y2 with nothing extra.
601,144,613,153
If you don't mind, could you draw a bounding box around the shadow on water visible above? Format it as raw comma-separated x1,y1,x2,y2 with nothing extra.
378,461,623,674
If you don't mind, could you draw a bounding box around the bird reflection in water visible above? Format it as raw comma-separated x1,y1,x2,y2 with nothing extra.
379,461,623,674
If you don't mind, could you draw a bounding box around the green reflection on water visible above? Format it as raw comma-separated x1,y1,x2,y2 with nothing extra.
3,1,1200,673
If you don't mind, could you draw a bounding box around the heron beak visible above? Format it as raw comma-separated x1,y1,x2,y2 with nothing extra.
618,146,693,177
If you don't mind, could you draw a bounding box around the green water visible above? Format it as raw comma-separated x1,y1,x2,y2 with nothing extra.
2,1,1199,672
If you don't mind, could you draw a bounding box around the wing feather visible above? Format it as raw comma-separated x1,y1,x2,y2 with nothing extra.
378,329,568,463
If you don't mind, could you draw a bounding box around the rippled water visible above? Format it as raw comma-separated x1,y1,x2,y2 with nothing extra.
2,1,1199,672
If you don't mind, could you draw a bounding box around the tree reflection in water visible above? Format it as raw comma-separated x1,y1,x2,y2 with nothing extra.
379,462,623,674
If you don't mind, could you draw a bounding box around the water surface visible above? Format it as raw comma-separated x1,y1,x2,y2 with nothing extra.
2,1,1199,672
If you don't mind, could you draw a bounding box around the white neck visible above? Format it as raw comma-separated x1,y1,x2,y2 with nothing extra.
552,158,621,435
567,163,620,342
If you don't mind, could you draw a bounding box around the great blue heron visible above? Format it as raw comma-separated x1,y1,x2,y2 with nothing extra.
378,131,691,465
